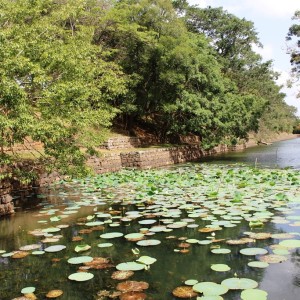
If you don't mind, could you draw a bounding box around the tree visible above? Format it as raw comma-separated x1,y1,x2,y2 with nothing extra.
287,10,300,96
0,0,127,178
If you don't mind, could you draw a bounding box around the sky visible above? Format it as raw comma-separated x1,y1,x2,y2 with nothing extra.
188,0,300,115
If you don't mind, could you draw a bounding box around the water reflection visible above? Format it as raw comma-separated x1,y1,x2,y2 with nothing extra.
200,137,300,169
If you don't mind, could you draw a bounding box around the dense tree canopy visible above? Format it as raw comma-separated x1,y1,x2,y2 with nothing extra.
0,0,297,179
287,10,300,96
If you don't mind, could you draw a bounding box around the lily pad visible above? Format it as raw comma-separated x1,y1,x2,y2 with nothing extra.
211,248,231,254
173,286,198,298
85,221,104,226
221,278,258,290
44,245,66,253
116,262,145,271
46,289,64,298
185,279,199,286
67,256,93,264
241,289,268,300
68,272,94,281
32,251,45,255
193,282,228,296
100,232,124,239
136,239,161,246
279,239,300,248
21,287,36,294
97,243,113,248
239,248,268,256
124,233,144,241
136,256,157,265
197,296,224,300
247,261,269,268
42,227,61,233
211,264,231,272
75,244,91,253
259,254,288,263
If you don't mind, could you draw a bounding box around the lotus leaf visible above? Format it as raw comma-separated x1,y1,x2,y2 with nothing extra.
21,287,36,294
241,289,268,300
42,227,61,233
100,232,124,239
116,262,146,271
12,251,30,259
44,245,66,253
211,248,231,254
19,244,41,251
85,221,104,226
136,239,161,246
221,278,258,290
116,280,149,292
67,256,93,264
247,261,269,268
111,270,134,280
193,282,228,296
124,233,144,241
136,256,157,265
273,249,289,255
259,254,288,263
50,216,61,222
75,244,91,253
185,279,199,286
119,291,146,300
97,243,113,248
197,296,224,300
279,239,300,248
211,264,231,272
46,289,63,298
68,272,94,281
239,248,268,256
32,251,45,255
173,286,198,298
2,252,14,257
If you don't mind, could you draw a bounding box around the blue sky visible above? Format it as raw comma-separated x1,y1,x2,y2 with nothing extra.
188,0,300,115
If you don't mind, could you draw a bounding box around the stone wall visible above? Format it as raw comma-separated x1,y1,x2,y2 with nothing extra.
87,153,122,174
0,178,14,216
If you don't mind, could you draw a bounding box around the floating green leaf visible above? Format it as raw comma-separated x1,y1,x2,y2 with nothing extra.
44,245,66,253
21,287,36,294
75,244,91,253
193,282,228,296
239,248,268,256
100,232,124,239
68,272,94,281
221,278,258,290
136,256,157,265
211,264,231,272
116,262,145,271
67,256,93,264
241,289,268,300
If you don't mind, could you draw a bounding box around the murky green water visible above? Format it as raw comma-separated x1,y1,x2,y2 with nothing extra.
1,139,300,300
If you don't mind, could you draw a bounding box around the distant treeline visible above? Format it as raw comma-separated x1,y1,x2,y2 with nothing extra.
0,0,298,177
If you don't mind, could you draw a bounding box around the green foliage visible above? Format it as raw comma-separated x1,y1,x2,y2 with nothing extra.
287,10,300,96
0,0,127,177
0,0,298,181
